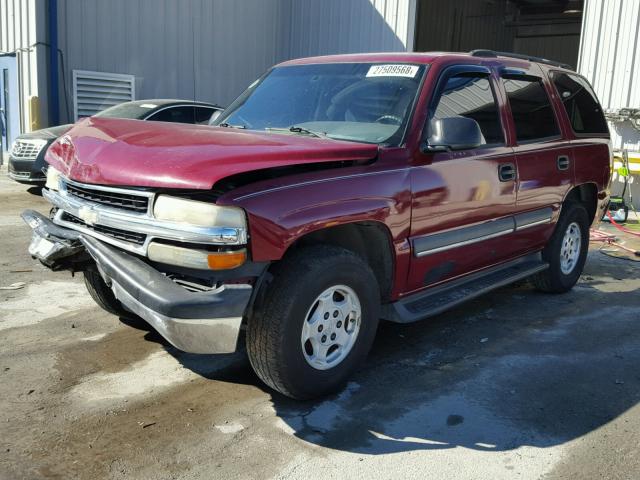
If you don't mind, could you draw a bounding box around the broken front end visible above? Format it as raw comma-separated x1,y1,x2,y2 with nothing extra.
23,167,267,354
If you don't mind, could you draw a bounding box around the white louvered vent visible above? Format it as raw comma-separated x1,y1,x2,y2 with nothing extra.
73,70,136,120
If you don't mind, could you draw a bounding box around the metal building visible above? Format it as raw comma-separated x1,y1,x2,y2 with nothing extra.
578,0,640,151
0,0,49,154
577,0,640,208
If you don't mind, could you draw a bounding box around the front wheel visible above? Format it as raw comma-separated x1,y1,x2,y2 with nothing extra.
532,202,590,293
246,245,380,399
83,269,129,317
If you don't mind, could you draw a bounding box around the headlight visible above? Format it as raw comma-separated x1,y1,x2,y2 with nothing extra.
153,195,246,229
45,166,61,191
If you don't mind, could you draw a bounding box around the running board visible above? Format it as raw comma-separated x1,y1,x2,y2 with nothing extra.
384,254,549,324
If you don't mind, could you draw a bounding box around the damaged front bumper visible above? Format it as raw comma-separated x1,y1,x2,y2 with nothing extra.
22,210,252,354
23,209,87,269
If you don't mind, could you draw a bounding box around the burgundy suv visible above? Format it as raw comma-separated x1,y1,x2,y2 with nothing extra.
23,51,611,399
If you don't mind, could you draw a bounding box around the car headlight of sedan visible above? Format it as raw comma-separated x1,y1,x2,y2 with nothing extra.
153,195,247,230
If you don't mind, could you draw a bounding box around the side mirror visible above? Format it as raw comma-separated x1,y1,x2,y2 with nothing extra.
422,116,483,152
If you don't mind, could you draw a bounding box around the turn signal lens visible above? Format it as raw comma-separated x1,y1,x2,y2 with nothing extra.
207,250,247,270
148,241,246,270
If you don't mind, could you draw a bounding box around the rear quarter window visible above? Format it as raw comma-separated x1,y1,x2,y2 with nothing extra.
551,72,609,136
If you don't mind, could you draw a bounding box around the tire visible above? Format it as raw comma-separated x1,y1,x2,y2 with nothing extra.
83,269,129,317
532,202,590,293
246,245,380,400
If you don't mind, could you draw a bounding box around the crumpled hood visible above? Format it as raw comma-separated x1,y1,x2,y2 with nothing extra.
45,117,379,189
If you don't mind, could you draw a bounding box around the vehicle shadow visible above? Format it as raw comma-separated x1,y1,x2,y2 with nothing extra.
135,251,640,455
119,314,257,384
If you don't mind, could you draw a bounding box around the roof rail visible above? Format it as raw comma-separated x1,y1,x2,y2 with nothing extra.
469,49,574,70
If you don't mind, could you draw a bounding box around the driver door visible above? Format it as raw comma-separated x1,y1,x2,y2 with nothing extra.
407,65,518,294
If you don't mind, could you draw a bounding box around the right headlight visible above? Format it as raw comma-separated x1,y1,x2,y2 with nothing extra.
153,195,246,229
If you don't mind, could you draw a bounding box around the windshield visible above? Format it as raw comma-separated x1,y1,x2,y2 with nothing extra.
215,63,426,145
93,102,160,120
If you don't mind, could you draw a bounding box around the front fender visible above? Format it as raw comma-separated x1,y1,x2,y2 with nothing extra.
223,167,412,262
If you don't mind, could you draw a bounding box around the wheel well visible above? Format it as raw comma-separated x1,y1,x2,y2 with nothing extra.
564,183,598,223
285,222,394,302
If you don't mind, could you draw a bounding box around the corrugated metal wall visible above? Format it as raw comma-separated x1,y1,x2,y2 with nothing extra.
56,0,413,125
57,0,288,124
513,19,582,68
578,0,640,111
415,0,514,53
281,0,413,59
0,0,48,132
578,0,640,150
414,0,582,68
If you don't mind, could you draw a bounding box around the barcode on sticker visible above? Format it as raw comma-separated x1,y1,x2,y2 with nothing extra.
366,64,419,78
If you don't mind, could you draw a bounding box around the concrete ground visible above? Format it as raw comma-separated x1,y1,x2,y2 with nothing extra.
1,166,639,480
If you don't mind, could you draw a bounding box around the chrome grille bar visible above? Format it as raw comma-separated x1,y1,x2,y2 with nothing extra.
44,178,247,256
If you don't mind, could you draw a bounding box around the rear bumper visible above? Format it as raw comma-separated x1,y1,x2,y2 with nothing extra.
22,210,252,354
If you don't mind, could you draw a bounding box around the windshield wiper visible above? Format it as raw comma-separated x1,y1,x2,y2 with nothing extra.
266,126,329,139
218,122,246,129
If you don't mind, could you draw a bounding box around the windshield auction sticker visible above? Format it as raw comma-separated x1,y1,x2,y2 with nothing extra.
366,64,419,78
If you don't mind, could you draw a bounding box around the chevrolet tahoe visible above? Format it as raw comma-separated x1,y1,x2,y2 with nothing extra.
23,51,611,399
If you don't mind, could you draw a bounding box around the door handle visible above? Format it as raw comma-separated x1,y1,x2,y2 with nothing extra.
557,155,570,171
498,163,516,182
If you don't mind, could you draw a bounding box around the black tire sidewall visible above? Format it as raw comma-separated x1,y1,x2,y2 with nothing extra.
543,203,590,291
258,249,380,398
83,269,128,316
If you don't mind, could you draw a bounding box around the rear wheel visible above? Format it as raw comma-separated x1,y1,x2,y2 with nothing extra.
246,245,380,399
83,269,129,317
532,202,590,293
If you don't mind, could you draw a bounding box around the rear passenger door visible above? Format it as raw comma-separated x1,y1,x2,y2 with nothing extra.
500,71,573,251
549,71,611,200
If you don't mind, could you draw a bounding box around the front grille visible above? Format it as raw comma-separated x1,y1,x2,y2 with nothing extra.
10,140,46,160
66,183,149,213
61,212,147,245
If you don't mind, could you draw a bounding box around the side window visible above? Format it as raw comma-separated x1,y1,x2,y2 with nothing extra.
432,74,503,145
502,77,560,142
194,107,216,124
551,73,609,135
147,106,196,124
